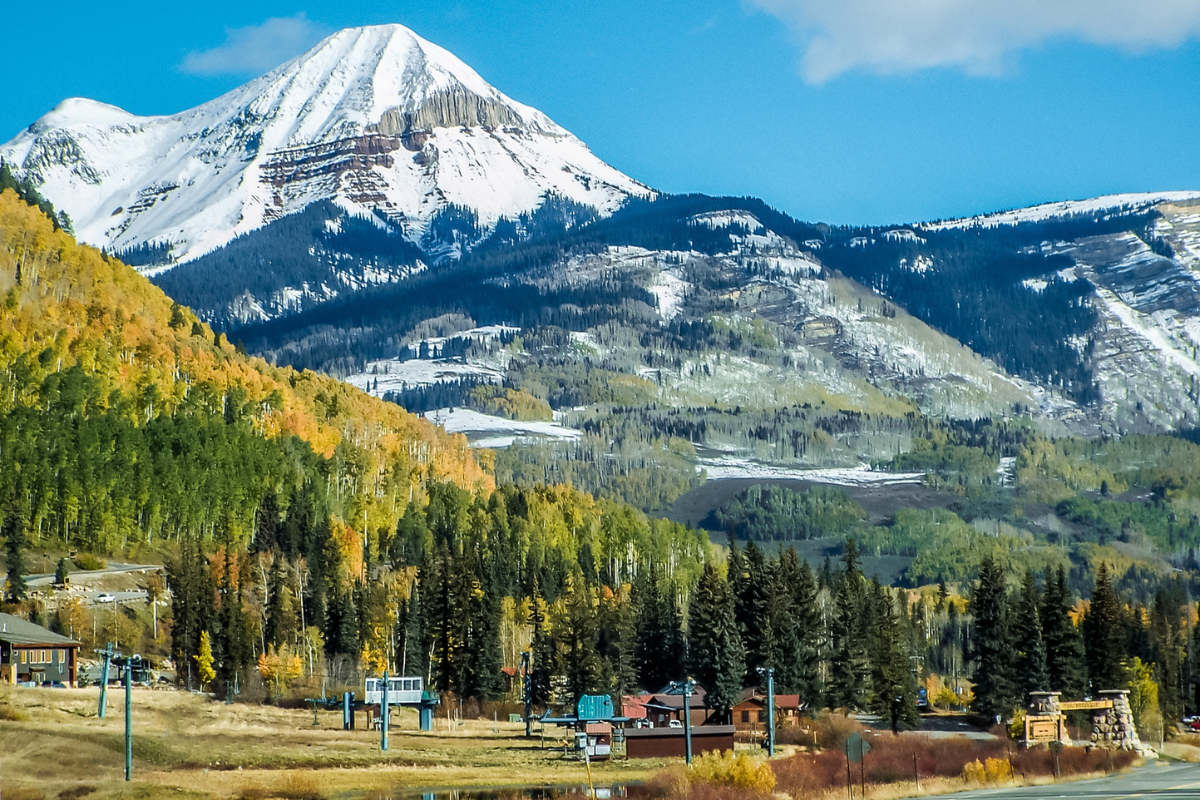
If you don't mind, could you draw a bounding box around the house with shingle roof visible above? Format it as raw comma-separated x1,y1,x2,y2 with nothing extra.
0,613,80,686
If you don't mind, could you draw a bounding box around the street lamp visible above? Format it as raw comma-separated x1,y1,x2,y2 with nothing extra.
756,667,775,757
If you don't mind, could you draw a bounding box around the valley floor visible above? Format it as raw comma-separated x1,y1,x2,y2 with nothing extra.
0,686,661,800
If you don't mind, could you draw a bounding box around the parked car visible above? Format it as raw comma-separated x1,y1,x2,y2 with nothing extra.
96,593,115,603
668,720,683,729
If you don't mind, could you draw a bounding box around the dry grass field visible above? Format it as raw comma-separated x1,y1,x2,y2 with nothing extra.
0,685,663,800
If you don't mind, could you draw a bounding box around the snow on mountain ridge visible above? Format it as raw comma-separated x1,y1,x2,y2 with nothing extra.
925,191,1200,230
0,24,649,268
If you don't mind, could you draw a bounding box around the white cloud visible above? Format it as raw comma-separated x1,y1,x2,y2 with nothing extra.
181,14,331,76
748,0,1200,83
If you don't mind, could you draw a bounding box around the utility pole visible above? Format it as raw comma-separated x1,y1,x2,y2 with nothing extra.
124,660,132,781
381,672,390,751
98,642,113,718
757,667,775,757
521,651,532,738
669,678,697,764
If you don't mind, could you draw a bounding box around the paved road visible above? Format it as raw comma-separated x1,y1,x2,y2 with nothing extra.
19,562,161,587
936,762,1200,799
80,589,150,606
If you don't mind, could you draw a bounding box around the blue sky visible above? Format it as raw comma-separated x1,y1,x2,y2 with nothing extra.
5,0,1200,224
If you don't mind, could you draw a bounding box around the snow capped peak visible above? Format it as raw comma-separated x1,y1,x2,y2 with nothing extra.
0,23,650,267
31,98,142,132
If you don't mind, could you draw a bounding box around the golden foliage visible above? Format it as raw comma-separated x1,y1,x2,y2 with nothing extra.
688,750,776,792
962,757,1011,784
195,631,216,688
258,645,304,696
0,189,491,535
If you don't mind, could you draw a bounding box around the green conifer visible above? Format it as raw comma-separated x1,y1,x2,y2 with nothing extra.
687,562,745,720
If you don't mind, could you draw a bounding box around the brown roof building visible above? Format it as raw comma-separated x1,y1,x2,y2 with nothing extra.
730,690,803,732
0,613,81,687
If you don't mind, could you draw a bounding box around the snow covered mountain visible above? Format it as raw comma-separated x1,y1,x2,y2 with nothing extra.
0,24,650,270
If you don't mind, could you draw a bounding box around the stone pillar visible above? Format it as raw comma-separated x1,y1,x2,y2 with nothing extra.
1028,691,1061,715
1094,690,1147,753
1026,691,1071,746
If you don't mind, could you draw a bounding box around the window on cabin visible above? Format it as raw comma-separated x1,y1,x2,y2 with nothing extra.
741,710,749,722
758,711,766,722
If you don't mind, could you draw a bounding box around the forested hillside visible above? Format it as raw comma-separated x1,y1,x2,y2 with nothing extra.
0,186,488,557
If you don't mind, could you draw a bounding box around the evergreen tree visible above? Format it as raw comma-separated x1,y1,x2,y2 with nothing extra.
687,562,745,720
558,573,603,704
788,552,824,707
1014,569,1050,696
768,554,804,693
3,504,28,603
264,555,288,648
255,491,279,553
529,582,555,705
1084,561,1128,692
635,563,684,690
395,584,427,678
1042,564,1086,697
828,540,868,710
426,543,457,693
614,592,643,710
868,586,919,733
1149,587,1185,727
737,541,773,680
54,558,70,587
324,588,358,663
969,555,1017,718
167,537,215,688
468,556,505,699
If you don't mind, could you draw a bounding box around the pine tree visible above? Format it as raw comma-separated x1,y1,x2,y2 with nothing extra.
255,491,279,553
3,504,28,603
54,558,70,587
1014,570,1050,696
687,562,745,720
529,583,555,705
1149,587,1185,726
558,573,603,704
737,541,773,680
828,540,868,710
868,586,919,733
788,552,824,707
969,555,1017,718
265,555,288,648
426,543,457,693
468,556,505,700
607,587,640,709
635,563,683,690
1084,561,1127,692
768,554,804,693
396,583,427,678
1042,564,1086,697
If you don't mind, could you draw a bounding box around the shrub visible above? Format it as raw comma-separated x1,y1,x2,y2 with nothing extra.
795,712,865,751
766,733,1132,799
72,554,106,571
690,751,776,793
0,702,29,721
984,756,1012,783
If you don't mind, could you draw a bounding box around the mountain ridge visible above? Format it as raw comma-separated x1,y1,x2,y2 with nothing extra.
0,24,649,270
